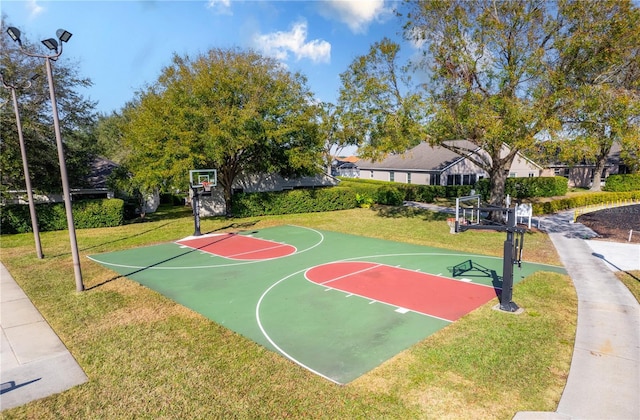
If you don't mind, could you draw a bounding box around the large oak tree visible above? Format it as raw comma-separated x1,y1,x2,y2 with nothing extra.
552,0,640,190
120,48,324,216
403,0,558,209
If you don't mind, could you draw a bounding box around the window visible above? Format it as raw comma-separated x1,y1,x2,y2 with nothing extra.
529,172,535,177
370,170,374,178
509,172,517,177
447,174,462,185
389,171,395,182
407,173,412,184
462,174,476,185
429,174,441,186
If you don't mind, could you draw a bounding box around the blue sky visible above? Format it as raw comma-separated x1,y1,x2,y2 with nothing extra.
3,0,411,116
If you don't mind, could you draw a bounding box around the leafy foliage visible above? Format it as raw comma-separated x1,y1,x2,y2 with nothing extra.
552,0,640,190
230,187,357,217
403,0,560,209
475,177,568,200
603,174,640,192
532,191,640,215
120,48,324,216
338,38,429,160
0,199,124,233
1,16,98,195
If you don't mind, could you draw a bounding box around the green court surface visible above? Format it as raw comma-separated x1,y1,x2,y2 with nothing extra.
89,225,566,384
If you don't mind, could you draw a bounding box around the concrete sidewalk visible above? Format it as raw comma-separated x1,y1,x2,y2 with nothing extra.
515,211,640,419
0,263,87,411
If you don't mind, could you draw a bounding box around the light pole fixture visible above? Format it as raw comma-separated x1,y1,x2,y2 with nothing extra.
0,70,44,259
7,26,84,292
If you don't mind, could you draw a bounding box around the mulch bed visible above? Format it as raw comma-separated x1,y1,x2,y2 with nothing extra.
576,204,640,243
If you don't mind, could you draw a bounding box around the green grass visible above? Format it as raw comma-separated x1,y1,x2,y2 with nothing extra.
617,270,640,303
1,205,575,419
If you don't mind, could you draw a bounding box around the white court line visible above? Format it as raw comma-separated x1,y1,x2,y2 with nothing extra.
88,225,326,271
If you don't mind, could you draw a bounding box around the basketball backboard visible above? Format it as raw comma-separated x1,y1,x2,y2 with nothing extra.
189,169,217,191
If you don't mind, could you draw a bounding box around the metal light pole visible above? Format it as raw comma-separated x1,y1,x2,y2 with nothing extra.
0,70,43,259
7,26,84,292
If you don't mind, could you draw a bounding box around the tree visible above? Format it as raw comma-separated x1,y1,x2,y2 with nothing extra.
552,0,640,190
1,15,97,195
338,37,428,161
315,101,358,175
121,48,324,216
403,0,559,209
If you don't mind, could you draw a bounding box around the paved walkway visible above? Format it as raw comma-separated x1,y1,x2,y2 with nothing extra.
0,263,87,411
1,206,638,416
515,211,639,419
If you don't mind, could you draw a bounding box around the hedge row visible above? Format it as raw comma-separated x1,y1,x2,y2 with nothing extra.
0,199,124,234
230,187,357,217
475,176,568,200
338,179,475,203
604,174,640,192
531,191,640,215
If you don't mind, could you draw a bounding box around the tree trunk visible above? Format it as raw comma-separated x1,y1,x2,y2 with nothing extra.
590,151,609,192
488,167,508,222
219,167,235,218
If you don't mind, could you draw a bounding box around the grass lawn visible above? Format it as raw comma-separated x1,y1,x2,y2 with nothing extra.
1,205,577,419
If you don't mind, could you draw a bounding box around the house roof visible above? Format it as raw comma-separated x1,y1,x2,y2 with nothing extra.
85,157,118,189
356,140,481,172
337,156,360,163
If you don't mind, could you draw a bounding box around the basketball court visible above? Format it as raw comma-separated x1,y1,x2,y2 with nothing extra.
88,225,565,384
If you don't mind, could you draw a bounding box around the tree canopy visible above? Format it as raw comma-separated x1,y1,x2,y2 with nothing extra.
1,15,97,195
403,0,559,207
551,0,640,190
120,48,324,215
338,37,428,161
334,0,640,206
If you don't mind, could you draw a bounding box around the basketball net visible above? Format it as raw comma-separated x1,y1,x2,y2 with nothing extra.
201,181,211,192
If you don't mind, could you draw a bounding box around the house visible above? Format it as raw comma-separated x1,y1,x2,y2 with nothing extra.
540,142,627,188
332,156,360,178
355,141,543,186
2,156,117,205
198,171,340,216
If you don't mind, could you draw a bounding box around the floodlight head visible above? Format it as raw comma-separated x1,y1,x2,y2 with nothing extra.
56,29,72,42
42,38,58,51
7,27,22,45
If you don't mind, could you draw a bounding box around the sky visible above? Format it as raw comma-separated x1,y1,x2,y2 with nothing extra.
2,0,412,118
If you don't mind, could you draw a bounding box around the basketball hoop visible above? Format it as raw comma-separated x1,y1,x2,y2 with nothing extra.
201,181,211,192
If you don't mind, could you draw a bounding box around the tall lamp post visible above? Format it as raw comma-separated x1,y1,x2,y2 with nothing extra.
0,70,44,259
7,26,84,292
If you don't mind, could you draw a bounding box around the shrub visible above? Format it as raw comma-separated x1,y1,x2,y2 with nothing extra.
375,185,404,206
604,174,640,192
231,187,357,217
531,191,640,215
475,177,568,200
0,199,125,234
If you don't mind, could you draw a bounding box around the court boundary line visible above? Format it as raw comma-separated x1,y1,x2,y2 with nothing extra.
308,260,501,290
178,235,297,260
88,225,325,271
303,263,458,322
255,268,344,386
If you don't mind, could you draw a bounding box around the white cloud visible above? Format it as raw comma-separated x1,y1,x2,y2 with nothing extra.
319,0,390,33
206,0,232,15
254,21,331,64
27,0,45,19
